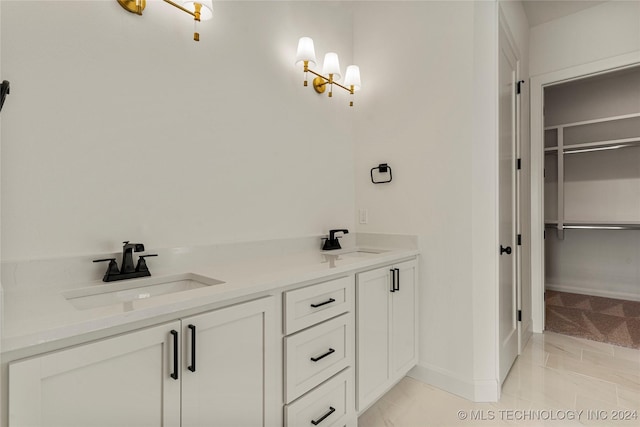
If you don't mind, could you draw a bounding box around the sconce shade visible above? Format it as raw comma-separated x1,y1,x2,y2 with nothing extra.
296,37,317,67
322,52,341,80
183,0,213,20
344,65,361,91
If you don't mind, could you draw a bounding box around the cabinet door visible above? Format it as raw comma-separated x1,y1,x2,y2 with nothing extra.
9,321,181,427
390,260,418,378
356,266,392,411
181,296,276,427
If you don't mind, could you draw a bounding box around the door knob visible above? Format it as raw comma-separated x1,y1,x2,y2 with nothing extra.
500,245,512,255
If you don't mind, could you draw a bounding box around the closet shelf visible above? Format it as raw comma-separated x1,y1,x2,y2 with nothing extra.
544,137,640,154
545,221,640,230
544,112,640,131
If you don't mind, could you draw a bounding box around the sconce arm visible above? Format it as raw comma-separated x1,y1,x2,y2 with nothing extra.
162,0,199,19
306,69,353,94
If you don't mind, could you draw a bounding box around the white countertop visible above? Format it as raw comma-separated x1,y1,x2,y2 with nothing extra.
1,240,418,356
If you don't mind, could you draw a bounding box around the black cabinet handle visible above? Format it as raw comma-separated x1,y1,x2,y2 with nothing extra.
310,348,335,362
310,298,336,308
311,406,336,425
500,245,512,255
170,330,179,380
394,268,400,292
390,269,396,293
188,324,196,373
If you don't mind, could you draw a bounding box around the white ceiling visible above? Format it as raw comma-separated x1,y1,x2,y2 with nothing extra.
522,0,608,27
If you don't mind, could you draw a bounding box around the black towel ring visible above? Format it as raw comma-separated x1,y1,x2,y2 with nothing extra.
371,163,392,184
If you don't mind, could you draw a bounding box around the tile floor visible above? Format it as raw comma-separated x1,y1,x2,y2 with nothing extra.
358,332,640,426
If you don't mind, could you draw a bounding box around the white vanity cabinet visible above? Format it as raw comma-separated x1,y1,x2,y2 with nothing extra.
356,259,418,412
8,296,276,427
181,297,277,427
9,321,182,427
283,276,356,427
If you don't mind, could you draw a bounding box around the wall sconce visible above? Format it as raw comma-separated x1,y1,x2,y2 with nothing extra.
295,37,361,107
117,0,213,41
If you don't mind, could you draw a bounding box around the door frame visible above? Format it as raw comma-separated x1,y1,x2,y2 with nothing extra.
529,51,640,332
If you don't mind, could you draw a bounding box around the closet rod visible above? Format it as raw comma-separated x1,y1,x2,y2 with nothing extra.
544,222,640,230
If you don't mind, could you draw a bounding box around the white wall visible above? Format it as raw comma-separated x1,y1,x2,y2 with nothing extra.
530,0,640,76
352,0,529,401
351,0,531,401
352,0,477,397
0,1,356,261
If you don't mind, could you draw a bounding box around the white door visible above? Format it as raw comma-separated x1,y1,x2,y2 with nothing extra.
181,296,276,427
498,22,519,384
9,321,182,427
390,260,418,378
356,266,391,411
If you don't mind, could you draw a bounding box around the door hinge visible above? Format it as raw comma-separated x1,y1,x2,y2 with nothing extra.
517,310,522,322
516,158,521,170
517,234,522,246
516,80,525,95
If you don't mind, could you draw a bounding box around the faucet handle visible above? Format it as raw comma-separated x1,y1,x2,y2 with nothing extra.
93,258,120,282
136,254,158,273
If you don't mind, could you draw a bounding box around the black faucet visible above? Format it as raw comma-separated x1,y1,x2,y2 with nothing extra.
322,229,349,251
93,241,158,282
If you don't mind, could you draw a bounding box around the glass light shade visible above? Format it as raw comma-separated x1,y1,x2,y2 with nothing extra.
344,65,361,91
295,37,317,67
322,52,341,80
183,0,214,21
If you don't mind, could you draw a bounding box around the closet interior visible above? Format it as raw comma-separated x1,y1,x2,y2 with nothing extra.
543,66,640,349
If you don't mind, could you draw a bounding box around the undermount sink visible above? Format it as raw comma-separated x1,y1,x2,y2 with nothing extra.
335,249,388,258
340,250,384,258
64,273,225,310
320,248,389,260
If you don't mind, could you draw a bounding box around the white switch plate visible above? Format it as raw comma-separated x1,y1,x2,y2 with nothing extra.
359,209,368,224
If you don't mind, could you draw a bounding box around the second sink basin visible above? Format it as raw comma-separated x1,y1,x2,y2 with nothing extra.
64,273,225,310
335,249,388,258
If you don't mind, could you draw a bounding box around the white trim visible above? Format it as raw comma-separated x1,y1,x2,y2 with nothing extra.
407,364,499,403
530,51,640,333
546,284,640,303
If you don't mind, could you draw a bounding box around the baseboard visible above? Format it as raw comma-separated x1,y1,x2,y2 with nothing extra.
407,364,499,403
546,284,640,302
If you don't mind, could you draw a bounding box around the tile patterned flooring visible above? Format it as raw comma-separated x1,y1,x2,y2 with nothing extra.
358,332,640,426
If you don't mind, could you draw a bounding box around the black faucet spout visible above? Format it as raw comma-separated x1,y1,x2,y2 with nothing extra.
322,229,349,251
121,241,145,274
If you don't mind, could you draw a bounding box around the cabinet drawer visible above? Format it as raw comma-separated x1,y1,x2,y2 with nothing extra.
285,368,354,427
284,313,353,403
284,276,353,334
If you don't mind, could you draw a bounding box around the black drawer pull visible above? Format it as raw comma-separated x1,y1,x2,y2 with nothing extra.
311,406,336,425
310,298,336,308
170,330,179,380
394,268,400,292
188,324,196,372
310,348,335,362
390,269,396,293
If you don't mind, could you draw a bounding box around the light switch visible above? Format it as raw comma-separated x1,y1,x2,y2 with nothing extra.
359,209,368,224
